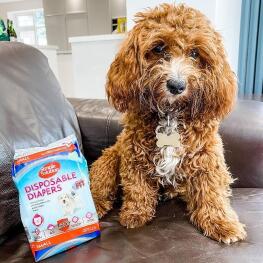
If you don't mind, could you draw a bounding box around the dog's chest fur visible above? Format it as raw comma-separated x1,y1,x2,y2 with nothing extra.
123,113,186,186
152,116,184,186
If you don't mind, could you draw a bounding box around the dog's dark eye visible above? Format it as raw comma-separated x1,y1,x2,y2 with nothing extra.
152,44,166,54
190,49,199,59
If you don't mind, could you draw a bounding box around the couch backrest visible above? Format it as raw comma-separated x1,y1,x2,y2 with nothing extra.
0,42,81,235
70,98,263,188
219,100,263,187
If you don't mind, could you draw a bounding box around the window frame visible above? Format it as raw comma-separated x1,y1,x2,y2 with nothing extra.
7,8,47,46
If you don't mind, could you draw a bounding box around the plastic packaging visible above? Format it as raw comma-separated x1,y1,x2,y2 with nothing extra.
12,135,100,261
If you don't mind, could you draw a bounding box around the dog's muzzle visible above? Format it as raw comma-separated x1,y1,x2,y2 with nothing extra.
167,79,186,95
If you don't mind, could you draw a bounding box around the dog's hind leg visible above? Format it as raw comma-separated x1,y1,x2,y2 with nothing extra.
90,144,120,218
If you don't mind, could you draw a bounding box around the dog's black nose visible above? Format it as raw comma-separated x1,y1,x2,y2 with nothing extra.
167,79,186,95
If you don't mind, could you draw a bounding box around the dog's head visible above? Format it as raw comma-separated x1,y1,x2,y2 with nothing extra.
58,193,74,207
106,4,236,121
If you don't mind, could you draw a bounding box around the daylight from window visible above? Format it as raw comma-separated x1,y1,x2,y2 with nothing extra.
8,9,47,46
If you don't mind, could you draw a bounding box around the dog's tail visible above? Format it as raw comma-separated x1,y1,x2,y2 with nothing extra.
90,144,120,217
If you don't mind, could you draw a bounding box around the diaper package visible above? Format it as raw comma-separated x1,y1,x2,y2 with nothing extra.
12,135,100,261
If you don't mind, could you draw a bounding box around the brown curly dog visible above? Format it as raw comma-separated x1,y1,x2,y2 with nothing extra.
90,4,246,244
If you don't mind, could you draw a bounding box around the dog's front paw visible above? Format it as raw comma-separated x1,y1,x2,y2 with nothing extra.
119,209,153,228
94,199,113,218
202,219,247,244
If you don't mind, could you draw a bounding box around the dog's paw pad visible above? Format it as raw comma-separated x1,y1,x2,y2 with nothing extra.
119,212,151,228
221,236,239,244
204,220,247,244
94,200,113,218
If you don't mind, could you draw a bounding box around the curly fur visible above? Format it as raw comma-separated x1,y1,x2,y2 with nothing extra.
90,4,246,244
153,116,182,186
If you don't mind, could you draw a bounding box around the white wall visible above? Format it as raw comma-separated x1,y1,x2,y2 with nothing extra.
126,0,242,73
214,0,242,76
0,0,42,20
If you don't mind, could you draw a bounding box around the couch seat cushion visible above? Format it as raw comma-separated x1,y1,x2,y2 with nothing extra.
1,188,262,263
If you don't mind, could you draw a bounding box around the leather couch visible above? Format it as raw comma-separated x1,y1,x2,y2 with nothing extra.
1,97,263,263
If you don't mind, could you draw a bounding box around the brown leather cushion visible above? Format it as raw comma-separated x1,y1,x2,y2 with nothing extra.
69,98,263,188
69,99,121,166
1,188,262,263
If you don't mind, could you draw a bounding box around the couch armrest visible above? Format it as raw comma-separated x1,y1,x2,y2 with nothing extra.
68,98,121,164
69,98,263,188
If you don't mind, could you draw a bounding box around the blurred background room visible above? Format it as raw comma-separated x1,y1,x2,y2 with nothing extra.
0,0,262,101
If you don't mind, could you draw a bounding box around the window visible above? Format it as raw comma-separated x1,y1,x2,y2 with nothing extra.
8,9,47,46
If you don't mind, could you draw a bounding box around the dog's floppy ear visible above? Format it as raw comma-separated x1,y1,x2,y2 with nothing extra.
212,35,237,119
106,28,141,112
214,60,237,119
203,32,237,120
